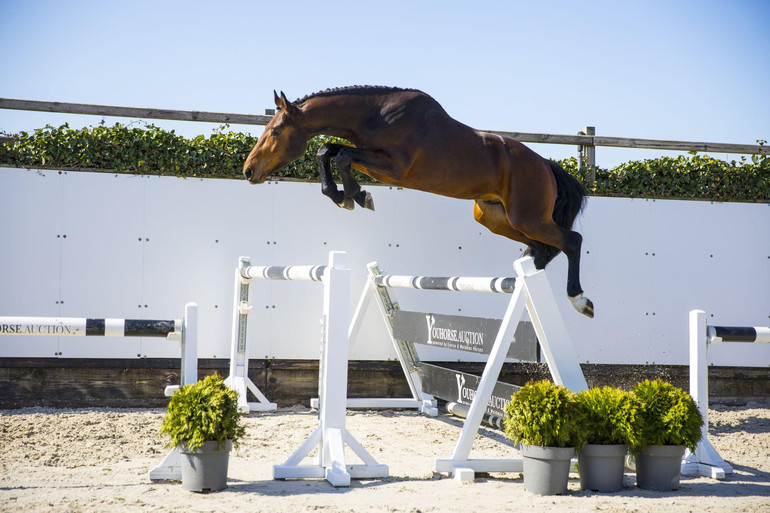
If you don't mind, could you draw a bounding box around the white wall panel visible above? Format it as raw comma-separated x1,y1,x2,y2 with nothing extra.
141,175,255,358
1,167,767,367
0,169,62,356
56,172,144,358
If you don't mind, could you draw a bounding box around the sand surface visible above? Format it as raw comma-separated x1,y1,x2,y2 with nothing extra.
1,404,768,512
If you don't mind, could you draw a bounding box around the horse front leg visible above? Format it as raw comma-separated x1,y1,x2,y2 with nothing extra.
332,146,405,212
316,143,354,210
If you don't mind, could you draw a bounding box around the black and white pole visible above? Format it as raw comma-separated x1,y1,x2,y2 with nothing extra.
372,274,516,293
684,309,770,479
0,317,180,338
0,306,197,389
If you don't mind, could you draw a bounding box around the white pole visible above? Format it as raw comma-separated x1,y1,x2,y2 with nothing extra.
689,309,709,445
683,309,733,478
319,251,352,486
181,303,198,386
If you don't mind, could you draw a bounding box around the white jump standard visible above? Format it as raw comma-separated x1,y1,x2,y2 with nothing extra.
226,258,334,413
349,255,588,481
0,304,199,481
229,251,388,486
683,310,770,479
224,256,297,413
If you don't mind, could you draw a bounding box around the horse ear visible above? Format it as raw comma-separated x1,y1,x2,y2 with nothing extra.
273,90,298,115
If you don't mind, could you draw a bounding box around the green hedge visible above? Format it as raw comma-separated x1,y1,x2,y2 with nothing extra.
1,123,767,202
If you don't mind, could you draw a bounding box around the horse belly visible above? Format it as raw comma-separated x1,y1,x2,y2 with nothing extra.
407,132,504,200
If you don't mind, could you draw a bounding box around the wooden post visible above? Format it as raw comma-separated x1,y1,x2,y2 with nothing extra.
584,126,596,184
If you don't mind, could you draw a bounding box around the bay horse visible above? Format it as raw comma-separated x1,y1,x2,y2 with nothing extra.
243,86,594,318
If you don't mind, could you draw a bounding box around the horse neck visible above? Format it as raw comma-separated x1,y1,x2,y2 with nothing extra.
299,96,367,144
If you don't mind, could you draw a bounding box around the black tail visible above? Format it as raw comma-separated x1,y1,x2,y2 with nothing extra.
549,160,587,231
531,160,587,266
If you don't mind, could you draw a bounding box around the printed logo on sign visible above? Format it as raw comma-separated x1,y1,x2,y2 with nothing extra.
425,314,435,345
1,323,73,335
423,313,485,351
454,373,466,403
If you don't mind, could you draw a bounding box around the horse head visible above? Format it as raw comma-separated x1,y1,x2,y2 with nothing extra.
243,91,308,183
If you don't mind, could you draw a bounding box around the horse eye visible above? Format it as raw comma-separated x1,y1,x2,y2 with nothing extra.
271,128,281,137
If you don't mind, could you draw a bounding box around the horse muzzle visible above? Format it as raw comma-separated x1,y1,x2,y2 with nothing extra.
243,165,265,184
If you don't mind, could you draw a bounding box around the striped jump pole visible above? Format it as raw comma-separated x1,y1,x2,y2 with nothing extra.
0,317,179,337
371,274,516,293
242,262,327,282
0,305,197,389
683,310,770,479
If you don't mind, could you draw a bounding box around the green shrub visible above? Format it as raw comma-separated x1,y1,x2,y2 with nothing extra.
630,379,703,453
582,154,770,202
159,374,245,451
575,386,641,447
1,123,767,201
503,379,584,448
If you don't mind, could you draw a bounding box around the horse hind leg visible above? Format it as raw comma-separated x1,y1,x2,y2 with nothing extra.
512,212,594,318
476,200,592,317
474,200,540,256
522,242,560,270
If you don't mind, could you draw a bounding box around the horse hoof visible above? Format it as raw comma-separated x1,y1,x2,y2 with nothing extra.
569,294,595,319
355,191,375,211
338,198,355,210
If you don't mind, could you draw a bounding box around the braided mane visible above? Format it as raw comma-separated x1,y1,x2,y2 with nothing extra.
295,85,418,104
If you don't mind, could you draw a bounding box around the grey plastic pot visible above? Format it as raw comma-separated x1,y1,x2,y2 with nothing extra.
179,440,233,493
578,444,628,492
520,444,575,495
635,445,685,491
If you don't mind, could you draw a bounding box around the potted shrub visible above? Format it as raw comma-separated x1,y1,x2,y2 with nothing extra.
160,374,246,492
630,379,703,491
575,386,641,492
504,380,583,495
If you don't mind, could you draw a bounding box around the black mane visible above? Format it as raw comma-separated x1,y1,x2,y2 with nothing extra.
295,85,419,104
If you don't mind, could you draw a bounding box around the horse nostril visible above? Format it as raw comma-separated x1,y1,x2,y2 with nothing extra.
244,166,253,180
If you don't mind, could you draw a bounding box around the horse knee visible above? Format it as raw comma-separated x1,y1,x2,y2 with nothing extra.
523,245,547,269
316,143,340,161
335,147,354,170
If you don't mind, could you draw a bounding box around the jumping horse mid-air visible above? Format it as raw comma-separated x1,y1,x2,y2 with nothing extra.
243,86,594,318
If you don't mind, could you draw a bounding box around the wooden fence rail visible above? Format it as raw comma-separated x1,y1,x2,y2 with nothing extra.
1,97,766,159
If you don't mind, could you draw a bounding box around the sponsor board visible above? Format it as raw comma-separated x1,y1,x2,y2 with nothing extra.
418,363,520,419
393,310,537,361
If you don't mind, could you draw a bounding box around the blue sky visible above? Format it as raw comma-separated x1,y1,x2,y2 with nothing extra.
1,0,768,167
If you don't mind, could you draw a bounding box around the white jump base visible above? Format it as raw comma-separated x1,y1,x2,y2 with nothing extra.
683,309,770,479
227,251,388,487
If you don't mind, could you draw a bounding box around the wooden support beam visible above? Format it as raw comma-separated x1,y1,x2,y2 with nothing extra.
0,98,273,126
1,98,766,155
